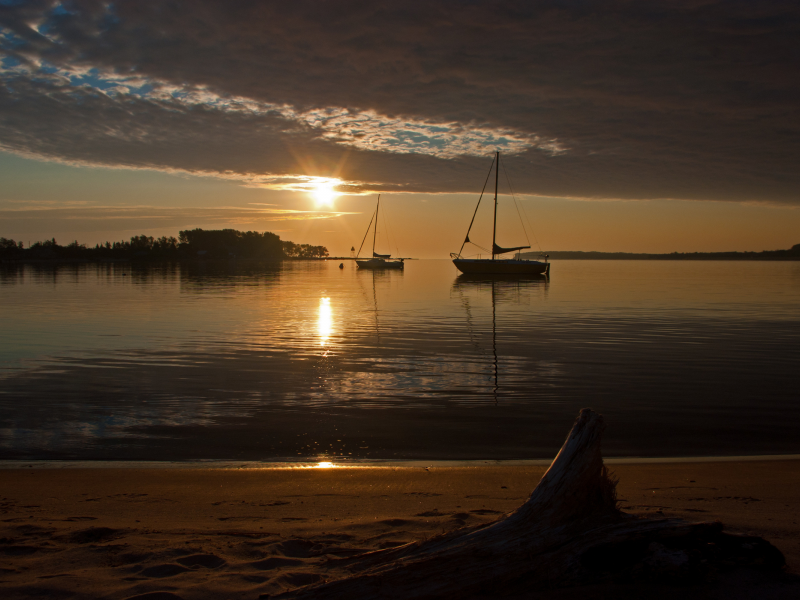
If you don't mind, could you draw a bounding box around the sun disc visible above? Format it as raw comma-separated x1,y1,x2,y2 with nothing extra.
312,182,339,207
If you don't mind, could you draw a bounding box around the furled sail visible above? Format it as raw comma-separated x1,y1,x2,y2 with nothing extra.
373,251,391,258
493,243,530,255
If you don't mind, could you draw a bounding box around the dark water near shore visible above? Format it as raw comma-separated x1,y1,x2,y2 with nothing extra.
1,260,799,462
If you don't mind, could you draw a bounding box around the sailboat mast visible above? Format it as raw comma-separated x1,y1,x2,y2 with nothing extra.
492,151,499,260
372,194,380,255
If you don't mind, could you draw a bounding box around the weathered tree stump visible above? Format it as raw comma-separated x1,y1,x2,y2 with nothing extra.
276,409,786,599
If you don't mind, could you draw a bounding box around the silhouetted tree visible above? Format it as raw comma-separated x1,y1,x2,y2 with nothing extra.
0,237,23,258
26,238,60,259
179,228,284,259
3,230,329,262
282,241,329,258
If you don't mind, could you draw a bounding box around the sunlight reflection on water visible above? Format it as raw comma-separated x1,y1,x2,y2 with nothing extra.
312,461,337,469
318,297,332,347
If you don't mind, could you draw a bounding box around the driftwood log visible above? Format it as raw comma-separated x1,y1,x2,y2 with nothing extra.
276,409,786,599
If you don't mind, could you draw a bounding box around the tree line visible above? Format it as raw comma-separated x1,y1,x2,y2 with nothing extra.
0,229,328,261
519,244,800,261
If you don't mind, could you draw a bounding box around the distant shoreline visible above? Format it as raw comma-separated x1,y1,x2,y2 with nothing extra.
520,246,800,261
0,257,332,265
3,251,799,264
0,256,415,264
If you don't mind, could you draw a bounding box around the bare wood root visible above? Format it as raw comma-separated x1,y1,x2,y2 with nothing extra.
274,409,786,599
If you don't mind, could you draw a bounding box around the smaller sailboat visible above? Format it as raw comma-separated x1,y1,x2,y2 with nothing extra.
356,195,405,270
452,152,549,276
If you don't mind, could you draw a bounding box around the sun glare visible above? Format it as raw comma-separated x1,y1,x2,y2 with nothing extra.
296,460,340,469
312,181,339,207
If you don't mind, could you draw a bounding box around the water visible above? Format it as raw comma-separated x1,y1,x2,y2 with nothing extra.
1,260,799,462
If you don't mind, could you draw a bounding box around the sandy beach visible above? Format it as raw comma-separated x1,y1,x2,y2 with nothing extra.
1,459,799,599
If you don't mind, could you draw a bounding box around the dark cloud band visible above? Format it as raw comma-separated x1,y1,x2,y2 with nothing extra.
1,0,798,203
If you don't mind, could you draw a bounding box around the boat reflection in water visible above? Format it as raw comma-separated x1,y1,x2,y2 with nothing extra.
356,267,404,343
452,273,549,403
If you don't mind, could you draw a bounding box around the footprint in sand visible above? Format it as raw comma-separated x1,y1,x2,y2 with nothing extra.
269,539,320,558
240,574,270,583
249,557,305,570
316,534,354,542
68,526,122,544
414,510,445,517
139,563,192,578
0,544,41,556
175,554,226,569
277,572,321,586
124,593,183,600
117,551,154,565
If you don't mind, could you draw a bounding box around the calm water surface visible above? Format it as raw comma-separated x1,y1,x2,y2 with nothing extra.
1,260,799,461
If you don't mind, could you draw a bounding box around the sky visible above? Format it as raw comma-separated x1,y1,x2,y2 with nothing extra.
1,0,798,257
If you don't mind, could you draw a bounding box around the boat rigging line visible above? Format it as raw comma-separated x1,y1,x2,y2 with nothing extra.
355,200,377,259
380,198,400,258
457,154,496,258
501,158,543,254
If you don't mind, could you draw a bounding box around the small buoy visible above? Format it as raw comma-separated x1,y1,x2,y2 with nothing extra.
339,263,344,269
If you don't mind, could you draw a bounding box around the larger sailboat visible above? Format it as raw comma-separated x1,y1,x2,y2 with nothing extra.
356,195,405,270
452,152,549,276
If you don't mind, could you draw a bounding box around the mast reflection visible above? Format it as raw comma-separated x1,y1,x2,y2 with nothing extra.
452,274,549,403
356,267,403,343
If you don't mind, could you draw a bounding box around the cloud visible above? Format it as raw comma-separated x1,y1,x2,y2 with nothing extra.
0,203,353,237
0,1,798,204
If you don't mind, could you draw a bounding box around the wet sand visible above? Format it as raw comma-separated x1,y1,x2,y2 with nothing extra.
1,460,798,599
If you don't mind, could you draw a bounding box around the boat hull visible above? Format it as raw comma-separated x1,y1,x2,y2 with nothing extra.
356,258,404,270
453,258,549,275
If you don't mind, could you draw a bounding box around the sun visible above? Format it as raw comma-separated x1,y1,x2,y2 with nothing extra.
312,181,339,207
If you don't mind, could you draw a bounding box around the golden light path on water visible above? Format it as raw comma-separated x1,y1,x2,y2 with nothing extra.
318,297,332,346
